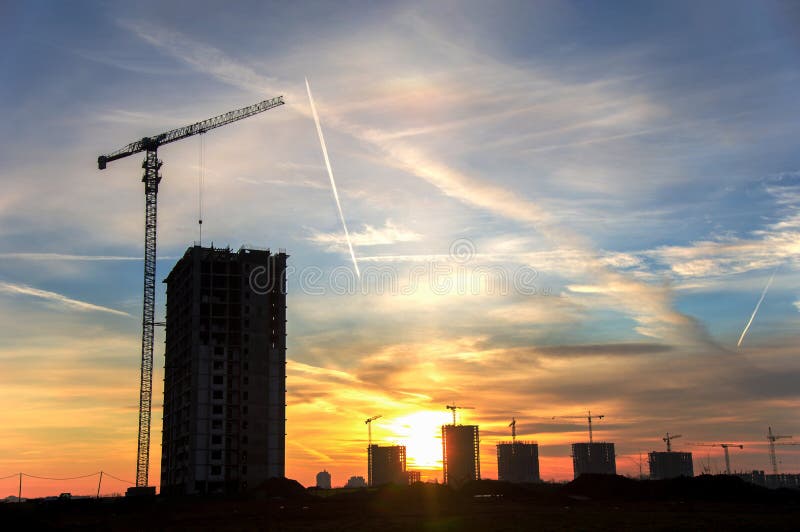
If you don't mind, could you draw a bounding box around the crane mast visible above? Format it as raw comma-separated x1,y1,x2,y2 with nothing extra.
767,426,792,475
553,410,605,443
97,96,284,489
692,443,743,475
663,433,682,452
446,404,475,425
365,415,382,487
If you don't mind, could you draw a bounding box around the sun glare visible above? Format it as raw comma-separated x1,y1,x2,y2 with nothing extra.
385,410,451,469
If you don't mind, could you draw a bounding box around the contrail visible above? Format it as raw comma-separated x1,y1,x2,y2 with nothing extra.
305,77,360,278
737,268,778,347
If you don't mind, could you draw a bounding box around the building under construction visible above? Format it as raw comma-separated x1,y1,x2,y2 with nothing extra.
496,442,540,483
738,471,800,489
649,451,693,479
368,444,407,486
160,245,288,495
442,425,480,487
572,442,616,478
316,470,331,489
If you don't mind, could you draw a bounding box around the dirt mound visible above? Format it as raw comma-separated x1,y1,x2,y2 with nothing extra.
251,477,311,499
563,474,797,503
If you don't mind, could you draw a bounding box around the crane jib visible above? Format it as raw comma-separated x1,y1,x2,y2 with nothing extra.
97,95,284,170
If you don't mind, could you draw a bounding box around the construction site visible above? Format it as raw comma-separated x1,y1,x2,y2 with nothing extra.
1,91,798,527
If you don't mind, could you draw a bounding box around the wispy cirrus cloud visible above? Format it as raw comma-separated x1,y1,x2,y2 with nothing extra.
0,252,140,261
645,221,800,278
310,220,422,249
0,281,131,317
122,22,718,344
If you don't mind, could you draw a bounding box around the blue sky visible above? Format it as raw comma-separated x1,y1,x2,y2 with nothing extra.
1,0,799,491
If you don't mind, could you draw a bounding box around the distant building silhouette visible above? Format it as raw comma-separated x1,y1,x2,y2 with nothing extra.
497,441,540,483
737,470,767,486
407,470,421,484
442,425,480,487
767,473,800,489
572,442,616,478
316,470,331,489
736,470,800,489
368,444,407,486
160,245,288,495
648,451,693,479
345,475,367,488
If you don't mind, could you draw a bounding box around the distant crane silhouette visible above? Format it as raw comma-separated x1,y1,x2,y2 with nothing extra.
446,405,474,425
767,426,792,475
663,433,682,452
692,443,743,475
365,414,382,487
365,415,382,448
509,418,517,444
553,410,605,443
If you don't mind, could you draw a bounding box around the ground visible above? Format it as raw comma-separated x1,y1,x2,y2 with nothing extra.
2,475,798,531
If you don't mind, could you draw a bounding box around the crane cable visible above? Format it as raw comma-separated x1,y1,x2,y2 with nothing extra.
198,133,205,246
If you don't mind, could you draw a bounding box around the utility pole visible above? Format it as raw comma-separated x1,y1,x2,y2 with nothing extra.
97,471,103,499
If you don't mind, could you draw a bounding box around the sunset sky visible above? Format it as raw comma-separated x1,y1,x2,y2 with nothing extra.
2,1,800,497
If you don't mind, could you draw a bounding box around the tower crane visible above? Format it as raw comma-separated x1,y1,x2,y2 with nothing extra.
365,415,382,448
663,433,682,452
767,426,792,476
97,96,285,489
365,415,382,487
446,405,475,425
691,443,743,475
553,410,605,443
510,418,517,444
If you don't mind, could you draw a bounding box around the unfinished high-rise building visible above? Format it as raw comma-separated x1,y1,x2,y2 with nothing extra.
368,444,407,486
160,245,288,495
497,442,540,483
442,425,480,487
648,451,693,480
571,442,616,478
316,470,332,489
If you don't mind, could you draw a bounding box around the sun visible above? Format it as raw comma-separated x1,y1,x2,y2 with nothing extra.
385,410,451,469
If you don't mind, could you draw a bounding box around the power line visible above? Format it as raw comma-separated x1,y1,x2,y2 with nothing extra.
0,471,134,483
101,471,135,485
22,472,100,481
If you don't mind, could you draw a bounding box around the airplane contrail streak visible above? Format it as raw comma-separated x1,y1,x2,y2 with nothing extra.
737,268,778,347
305,77,360,278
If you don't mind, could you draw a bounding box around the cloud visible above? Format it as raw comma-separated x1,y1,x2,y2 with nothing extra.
309,220,422,249
532,343,673,358
120,21,279,95
0,253,179,262
0,281,131,317
123,23,719,344
794,299,800,312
